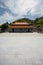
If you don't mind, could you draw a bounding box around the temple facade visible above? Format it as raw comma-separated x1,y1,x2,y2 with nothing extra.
8,22,33,32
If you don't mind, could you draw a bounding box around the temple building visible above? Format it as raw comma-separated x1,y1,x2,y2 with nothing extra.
8,22,34,32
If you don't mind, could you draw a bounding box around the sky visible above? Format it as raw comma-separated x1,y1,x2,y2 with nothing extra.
0,0,43,24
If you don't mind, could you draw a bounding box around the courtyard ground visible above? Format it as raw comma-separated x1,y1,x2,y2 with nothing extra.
0,32,43,65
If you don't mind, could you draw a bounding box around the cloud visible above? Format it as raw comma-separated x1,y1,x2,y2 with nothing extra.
0,0,43,24
5,0,37,15
0,13,14,24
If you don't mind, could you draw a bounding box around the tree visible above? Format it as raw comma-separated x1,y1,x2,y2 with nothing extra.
33,17,43,27
1,22,9,32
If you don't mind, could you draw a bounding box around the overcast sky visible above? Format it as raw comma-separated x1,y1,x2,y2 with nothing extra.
0,0,43,24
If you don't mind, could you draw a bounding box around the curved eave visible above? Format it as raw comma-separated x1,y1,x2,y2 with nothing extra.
9,25,33,29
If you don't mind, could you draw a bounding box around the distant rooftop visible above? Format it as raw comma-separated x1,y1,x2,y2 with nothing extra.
9,21,33,29
11,21,31,25
15,22,29,24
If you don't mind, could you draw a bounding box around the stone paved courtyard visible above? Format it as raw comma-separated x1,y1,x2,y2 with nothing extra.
0,33,43,65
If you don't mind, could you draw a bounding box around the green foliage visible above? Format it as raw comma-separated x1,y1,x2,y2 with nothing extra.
1,22,8,29
0,25,1,28
33,17,43,27
1,22,9,32
13,18,32,23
